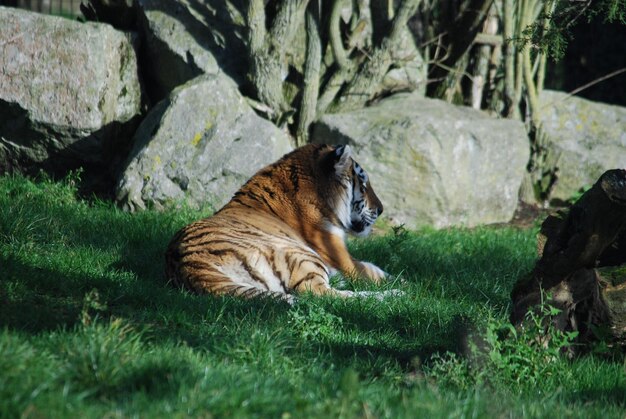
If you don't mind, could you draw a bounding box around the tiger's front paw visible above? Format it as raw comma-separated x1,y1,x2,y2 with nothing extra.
357,261,388,284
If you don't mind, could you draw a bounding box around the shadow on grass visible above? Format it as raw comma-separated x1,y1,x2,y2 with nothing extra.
565,387,626,408
91,359,200,401
323,339,448,370
1,247,301,360
1,253,83,332
325,308,473,371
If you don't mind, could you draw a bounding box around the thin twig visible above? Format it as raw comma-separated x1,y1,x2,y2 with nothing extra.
430,61,478,84
540,67,626,109
564,0,593,30
419,31,449,48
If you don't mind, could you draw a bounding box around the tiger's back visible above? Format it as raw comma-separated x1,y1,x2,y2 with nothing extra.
165,205,330,299
165,143,390,301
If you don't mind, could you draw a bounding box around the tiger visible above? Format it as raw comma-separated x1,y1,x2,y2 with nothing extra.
165,143,399,303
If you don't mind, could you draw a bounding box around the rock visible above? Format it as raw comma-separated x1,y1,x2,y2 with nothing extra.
116,74,293,211
0,6,142,177
136,0,246,102
538,90,626,204
312,92,529,228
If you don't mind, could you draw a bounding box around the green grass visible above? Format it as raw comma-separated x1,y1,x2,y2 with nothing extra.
1,173,625,418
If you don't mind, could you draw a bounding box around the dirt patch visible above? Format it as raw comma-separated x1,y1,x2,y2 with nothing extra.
507,202,555,229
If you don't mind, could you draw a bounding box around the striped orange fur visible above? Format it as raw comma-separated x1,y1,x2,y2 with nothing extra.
165,144,391,302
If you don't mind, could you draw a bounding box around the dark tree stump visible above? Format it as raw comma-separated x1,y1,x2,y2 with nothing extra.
511,169,626,346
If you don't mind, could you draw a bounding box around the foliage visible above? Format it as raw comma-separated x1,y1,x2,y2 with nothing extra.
515,0,626,61
481,300,578,388
288,303,344,342
587,0,626,24
567,184,593,205
1,173,625,417
426,298,579,393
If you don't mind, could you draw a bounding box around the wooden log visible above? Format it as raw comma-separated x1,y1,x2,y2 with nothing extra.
511,169,626,346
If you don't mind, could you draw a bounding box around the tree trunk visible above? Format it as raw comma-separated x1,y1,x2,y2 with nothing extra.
246,0,310,118
296,4,322,145
470,4,499,109
511,169,626,347
502,0,517,118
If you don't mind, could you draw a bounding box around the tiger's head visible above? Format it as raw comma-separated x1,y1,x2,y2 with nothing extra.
321,144,383,237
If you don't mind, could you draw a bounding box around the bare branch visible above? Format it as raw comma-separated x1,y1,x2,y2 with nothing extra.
540,67,626,109
474,33,503,45
329,0,350,70
334,0,422,112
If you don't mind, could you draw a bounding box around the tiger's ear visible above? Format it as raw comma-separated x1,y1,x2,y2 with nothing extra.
333,144,352,172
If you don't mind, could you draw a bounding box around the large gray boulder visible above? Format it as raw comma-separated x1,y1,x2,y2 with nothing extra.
0,7,142,175
538,90,626,203
116,74,293,211
136,0,245,101
313,93,530,228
